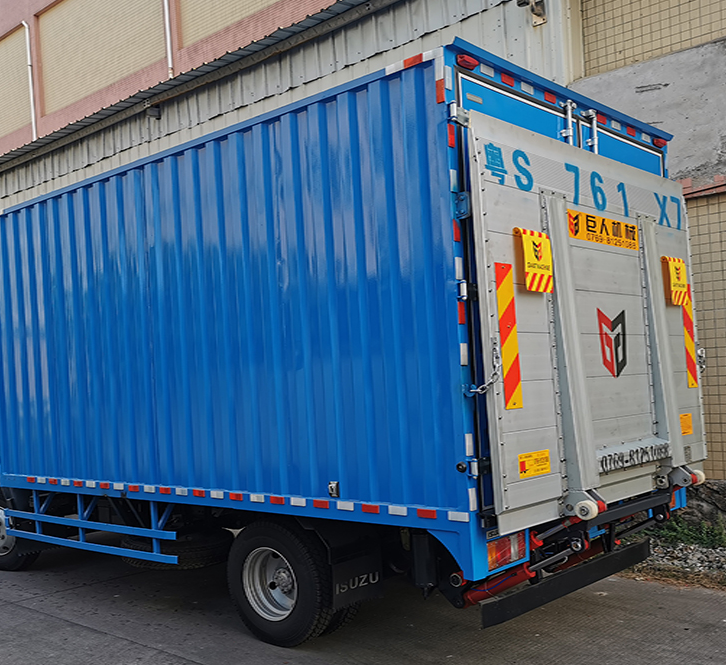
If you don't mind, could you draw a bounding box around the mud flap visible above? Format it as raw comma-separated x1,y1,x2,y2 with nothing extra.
480,539,650,628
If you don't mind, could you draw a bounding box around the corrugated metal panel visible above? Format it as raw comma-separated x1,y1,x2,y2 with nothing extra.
0,0,579,205
0,62,468,510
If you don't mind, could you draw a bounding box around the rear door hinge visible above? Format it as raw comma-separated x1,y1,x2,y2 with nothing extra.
448,102,470,127
457,281,478,302
469,457,491,477
455,192,470,219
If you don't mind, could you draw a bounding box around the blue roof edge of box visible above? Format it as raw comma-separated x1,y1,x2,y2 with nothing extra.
450,37,673,142
2,67,389,215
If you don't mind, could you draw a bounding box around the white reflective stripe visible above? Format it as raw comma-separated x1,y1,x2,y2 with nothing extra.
143,485,155,493
385,62,404,75
290,497,306,507
641,133,651,143
113,482,124,491
450,169,458,191
444,65,453,90
465,433,474,457
611,120,622,131
468,487,478,512
210,490,224,499
455,257,464,281
37,477,47,484
250,494,264,503
460,343,469,366
175,487,188,496
61,479,70,486
448,511,470,523
85,480,96,488
388,505,408,516
521,82,534,95
480,64,495,78
337,501,355,511
435,52,444,81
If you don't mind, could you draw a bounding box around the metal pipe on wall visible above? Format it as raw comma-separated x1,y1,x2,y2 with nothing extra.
21,21,38,140
163,0,174,79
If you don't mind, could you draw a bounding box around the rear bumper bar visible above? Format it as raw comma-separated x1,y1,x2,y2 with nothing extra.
480,539,650,628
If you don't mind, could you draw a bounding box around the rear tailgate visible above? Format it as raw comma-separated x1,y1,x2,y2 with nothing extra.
467,111,705,535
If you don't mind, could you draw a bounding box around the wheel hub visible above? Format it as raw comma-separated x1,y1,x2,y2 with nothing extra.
243,546,298,621
272,567,294,594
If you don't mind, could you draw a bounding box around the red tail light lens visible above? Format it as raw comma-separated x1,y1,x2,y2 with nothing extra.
487,531,527,570
456,54,479,70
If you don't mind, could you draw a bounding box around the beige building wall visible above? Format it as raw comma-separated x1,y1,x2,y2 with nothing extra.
688,192,726,480
0,27,32,135
581,0,726,76
179,0,280,47
39,0,166,114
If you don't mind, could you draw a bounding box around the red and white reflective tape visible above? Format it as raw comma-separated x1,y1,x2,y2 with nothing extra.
383,48,447,104
19,476,470,523
384,47,443,76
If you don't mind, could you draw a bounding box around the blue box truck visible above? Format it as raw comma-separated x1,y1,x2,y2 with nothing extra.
0,39,706,646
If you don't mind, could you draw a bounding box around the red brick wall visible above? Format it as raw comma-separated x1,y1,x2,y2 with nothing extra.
0,0,333,157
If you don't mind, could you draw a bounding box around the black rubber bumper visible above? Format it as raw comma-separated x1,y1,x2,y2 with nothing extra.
480,539,651,628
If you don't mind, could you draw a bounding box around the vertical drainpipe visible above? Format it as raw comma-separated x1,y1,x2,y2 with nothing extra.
162,0,174,79
21,21,38,141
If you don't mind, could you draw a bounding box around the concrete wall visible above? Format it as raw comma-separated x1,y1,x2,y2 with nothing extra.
570,39,726,188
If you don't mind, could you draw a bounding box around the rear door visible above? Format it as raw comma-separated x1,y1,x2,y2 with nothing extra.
467,111,705,535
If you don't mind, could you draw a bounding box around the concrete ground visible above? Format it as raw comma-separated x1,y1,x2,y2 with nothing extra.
0,545,725,665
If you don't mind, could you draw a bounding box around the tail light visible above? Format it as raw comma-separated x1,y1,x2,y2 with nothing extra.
487,531,527,571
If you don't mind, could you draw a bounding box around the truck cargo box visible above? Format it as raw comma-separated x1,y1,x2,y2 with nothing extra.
0,39,706,646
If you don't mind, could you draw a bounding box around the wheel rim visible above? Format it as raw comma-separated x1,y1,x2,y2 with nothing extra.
243,546,298,621
0,508,16,557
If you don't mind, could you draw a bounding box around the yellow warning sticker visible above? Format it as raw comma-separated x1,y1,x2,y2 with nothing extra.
518,449,551,479
680,413,693,436
568,209,639,251
513,228,554,293
662,256,688,306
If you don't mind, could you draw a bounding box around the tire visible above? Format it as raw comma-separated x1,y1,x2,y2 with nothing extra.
0,491,40,572
320,603,359,636
227,521,334,647
121,528,233,570
0,537,40,572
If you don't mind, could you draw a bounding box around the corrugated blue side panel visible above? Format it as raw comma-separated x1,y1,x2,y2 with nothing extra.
0,62,470,511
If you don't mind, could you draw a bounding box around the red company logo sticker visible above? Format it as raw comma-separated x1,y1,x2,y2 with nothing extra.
597,309,627,378
532,240,543,261
569,211,580,236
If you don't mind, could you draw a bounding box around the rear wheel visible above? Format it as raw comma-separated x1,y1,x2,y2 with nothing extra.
0,492,40,571
227,521,334,647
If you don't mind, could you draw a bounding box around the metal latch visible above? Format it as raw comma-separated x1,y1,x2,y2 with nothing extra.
472,457,491,476
697,346,706,375
582,109,599,154
560,100,577,145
